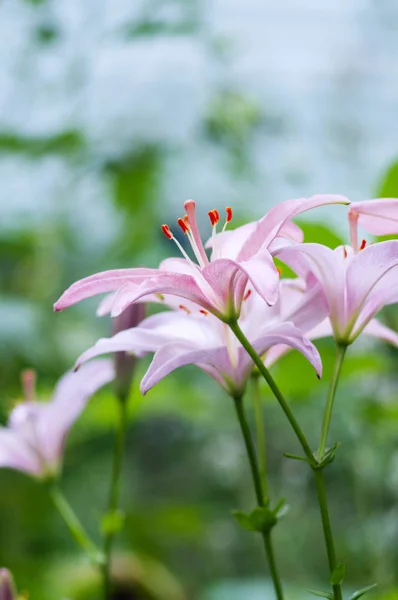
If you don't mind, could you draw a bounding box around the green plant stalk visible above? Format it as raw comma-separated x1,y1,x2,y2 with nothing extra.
252,375,268,501
102,395,128,598
314,469,343,600
318,344,347,460
229,320,314,463
50,485,104,566
229,320,345,600
234,395,284,600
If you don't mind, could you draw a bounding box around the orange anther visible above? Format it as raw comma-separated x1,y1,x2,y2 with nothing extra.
226,206,233,223
200,309,209,315
161,224,173,240
343,246,348,258
276,266,283,275
177,217,189,234
179,304,191,314
359,239,367,251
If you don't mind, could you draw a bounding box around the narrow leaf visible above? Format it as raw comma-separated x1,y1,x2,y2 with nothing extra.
232,510,256,532
308,589,333,599
350,583,378,600
329,562,346,585
284,452,310,463
249,507,277,532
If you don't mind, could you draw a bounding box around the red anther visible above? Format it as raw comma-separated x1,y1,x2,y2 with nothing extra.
200,309,209,315
161,224,173,240
359,239,367,251
208,210,219,226
183,214,190,228
177,217,189,234
343,246,348,259
179,304,191,314
243,289,252,301
226,206,233,223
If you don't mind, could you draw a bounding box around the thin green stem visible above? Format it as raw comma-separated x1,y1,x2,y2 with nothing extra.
233,395,284,600
50,485,104,566
252,375,268,502
318,344,347,460
314,470,343,600
229,320,314,463
102,396,128,598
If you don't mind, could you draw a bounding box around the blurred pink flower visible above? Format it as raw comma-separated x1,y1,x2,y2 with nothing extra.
0,569,16,600
276,241,398,345
0,361,114,478
54,195,348,322
349,198,398,251
73,285,323,397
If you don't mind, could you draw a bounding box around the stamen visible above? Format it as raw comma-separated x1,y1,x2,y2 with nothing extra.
179,304,191,314
222,206,233,233
276,266,283,275
359,239,367,251
200,309,209,315
243,289,252,301
161,224,173,240
343,246,348,259
177,217,189,234
208,209,220,226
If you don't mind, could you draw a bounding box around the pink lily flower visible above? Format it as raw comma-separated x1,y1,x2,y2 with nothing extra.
349,198,398,251
0,569,16,600
73,285,323,397
275,240,398,345
0,360,114,478
54,195,348,322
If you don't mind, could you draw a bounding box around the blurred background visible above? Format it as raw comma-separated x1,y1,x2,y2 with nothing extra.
1,0,398,598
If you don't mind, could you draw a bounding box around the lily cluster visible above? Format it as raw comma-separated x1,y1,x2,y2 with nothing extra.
54,195,398,399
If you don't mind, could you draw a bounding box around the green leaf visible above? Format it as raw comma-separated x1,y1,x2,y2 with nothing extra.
100,509,125,536
350,583,378,600
316,442,341,469
284,452,312,463
232,510,256,532
377,160,398,197
308,589,333,599
329,562,346,585
249,507,277,533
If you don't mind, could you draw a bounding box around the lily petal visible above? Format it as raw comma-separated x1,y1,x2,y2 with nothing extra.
239,248,280,306
54,268,156,311
0,429,41,475
346,240,398,334
349,198,398,250
237,194,349,261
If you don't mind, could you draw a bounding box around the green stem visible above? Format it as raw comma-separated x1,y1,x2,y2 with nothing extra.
229,320,314,463
252,375,268,502
50,485,104,566
233,395,284,600
102,396,128,598
314,470,343,600
318,344,347,460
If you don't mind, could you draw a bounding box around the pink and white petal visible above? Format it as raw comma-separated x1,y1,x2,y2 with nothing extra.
237,194,349,261
96,292,117,316
38,360,115,463
349,198,398,237
276,243,346,328
251,322,323,377
54,268,157,311
278,220,304,243
202,259,249,313
285,283,330,333
140,341,233,394
205,222,257,260
353,318,398,346
0,429,41,475
239,249,280,306
346,240,398,329
108,273,216,317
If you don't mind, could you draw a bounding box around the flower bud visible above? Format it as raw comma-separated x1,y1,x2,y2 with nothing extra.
0,569,17,600
112,303,146,401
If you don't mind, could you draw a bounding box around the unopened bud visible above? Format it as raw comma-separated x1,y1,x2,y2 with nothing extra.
0,569,17,600
112,303,146,401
